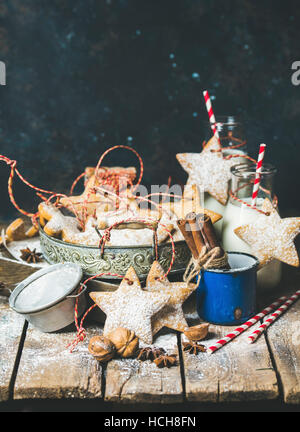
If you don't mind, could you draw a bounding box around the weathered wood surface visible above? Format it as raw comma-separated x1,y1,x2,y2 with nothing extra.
0,258,38,288
14,326,103,400
0,296,25,402
105,331,183,404
265,267,300,404
267,300,300,404
1,226,300,404
181,323,278,403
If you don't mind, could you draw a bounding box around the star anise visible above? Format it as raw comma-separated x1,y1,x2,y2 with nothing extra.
20,248,43,264
154,354,177,368
183,341,207,355
137,346,166,361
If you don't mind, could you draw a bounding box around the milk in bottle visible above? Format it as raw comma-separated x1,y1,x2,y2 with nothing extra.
222,163,282,290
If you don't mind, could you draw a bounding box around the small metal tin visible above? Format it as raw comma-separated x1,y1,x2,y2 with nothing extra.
9,263,86,333
196,252,259,325
39,226,191,280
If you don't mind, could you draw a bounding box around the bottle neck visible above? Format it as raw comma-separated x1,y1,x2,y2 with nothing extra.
206,116,246,152
229,163,276,208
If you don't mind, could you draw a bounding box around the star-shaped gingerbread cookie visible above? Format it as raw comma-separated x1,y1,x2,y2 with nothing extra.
144,261,197,334
234,199,300,267
176,136,237,205
90,267,170,344
60,166,136,217
161,184,222,224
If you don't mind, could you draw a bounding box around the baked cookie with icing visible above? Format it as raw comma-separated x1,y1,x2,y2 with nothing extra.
62,211,175,247
177,136,238,205
60,166,136,217
90,267,170,345
39,202,80,239
161,184,222,224
145,261,197,334
234,199,300,267
0,218,39,246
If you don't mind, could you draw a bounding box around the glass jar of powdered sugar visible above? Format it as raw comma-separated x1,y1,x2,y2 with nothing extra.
222,163,282,290
203,116,248,237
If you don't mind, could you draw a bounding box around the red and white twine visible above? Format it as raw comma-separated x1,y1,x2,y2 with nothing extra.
68,218,176,352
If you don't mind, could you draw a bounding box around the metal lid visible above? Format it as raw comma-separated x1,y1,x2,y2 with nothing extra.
9,263,83,314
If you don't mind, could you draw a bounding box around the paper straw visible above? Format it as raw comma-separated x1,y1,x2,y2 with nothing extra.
251,143,266,207
203,90,221,147
207,295,288,355
248,290,300,344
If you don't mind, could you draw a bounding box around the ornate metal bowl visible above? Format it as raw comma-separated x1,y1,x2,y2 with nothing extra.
39,227,191,280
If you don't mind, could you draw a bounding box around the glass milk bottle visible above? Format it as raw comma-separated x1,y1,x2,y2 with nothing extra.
222,163,282,290
203,116,248,236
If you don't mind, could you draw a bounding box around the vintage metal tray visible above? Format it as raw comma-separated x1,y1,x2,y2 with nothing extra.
39,227,191,280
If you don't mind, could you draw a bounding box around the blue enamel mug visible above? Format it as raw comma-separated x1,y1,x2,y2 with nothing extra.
196,252,259,325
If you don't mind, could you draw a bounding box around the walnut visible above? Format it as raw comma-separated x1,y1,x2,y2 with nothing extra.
184,323,210,342
88,335,115,362
108,328,139,358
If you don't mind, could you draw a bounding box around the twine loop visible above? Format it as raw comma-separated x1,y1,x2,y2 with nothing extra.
7,159,17,168
184,247,229,285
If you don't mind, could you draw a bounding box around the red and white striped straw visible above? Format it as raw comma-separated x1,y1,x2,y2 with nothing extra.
248,290,300,344
203,90,221,147
207,295,287,355
251,143,266,207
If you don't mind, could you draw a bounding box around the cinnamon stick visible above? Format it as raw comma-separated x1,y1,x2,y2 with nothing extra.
185,212,206,257
177,219,199,259
196,214,230,269
197,214,222,252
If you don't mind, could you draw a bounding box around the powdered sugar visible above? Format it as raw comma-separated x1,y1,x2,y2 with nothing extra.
177,136,237,205
145,261,196,334
90,267,170,345
14,265,79,311
235,199,300,267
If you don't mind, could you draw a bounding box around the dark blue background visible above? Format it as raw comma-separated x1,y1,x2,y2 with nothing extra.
0,0,299,220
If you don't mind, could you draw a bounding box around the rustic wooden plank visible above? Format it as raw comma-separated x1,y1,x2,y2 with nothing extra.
182,322,279,403
105,331,183,404
0,258,39,287
0,296,25,402
267,300,300,404
264,267,300,404
14,326,103,400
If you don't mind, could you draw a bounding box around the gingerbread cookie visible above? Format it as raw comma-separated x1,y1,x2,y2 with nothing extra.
161,184,222,224
62,212,174,247
90,267,170,345
145,261,197,334
0,218,39,246
177,136,238,205
60,166,136,217
39,202,80,239
234,199,300,267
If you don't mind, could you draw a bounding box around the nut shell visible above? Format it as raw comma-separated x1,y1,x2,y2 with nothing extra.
88,335,115,362
108,328,139,358
184,323,210,342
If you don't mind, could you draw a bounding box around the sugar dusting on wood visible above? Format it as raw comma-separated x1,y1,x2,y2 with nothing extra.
105,331,183,403
14,325,103,400
267,300,300,403
182,321,278,402
0,299,25,401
